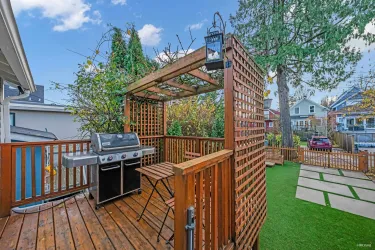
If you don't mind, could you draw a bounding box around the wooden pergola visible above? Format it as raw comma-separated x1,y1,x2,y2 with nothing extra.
124,35,267,249
126,47,222,101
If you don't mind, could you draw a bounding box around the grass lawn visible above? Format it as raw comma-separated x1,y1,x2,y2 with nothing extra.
300,141,308,147
260,162,375,250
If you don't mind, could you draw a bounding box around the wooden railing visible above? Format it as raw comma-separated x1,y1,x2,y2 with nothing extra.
165,136,224,164
266,146,371,172
0,140,90,216
173,149,234,249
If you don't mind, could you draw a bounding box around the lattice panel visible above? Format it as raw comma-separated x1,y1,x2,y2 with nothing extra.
129,99,165,166
230,36,267,249
129,99,164,137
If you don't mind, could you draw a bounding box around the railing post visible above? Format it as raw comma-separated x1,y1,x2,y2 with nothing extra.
0,144,12,217
298,147,304,163
359,151,368,172
196,138,201,155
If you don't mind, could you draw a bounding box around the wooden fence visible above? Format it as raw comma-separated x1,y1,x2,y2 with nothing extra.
266,146,374,173
0,140,91,216
332,132,355,153
173,149,234,249
165,136,224,164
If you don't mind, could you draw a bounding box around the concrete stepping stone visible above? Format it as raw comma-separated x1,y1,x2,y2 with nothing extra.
298,177,353,197
300,170,320,180
301,165,340,175
328,193,375,220
296,186,326,206
323,174,375,190
341,170,369,180
353,187,375,203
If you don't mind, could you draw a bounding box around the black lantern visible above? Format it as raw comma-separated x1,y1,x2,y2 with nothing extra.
205,31,224,71
205,12,226,71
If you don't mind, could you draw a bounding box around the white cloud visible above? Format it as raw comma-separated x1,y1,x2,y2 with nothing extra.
185,19,207,31
10,0,102,32
138,24,163,46
111,0,126,5
155,49,194,64
347,20,375,52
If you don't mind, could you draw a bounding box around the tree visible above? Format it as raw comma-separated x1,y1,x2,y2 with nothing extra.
167,120,183,136
54,25,155,137
111,27,127,70
231,0,375,146
167,96,216,137
289,85,315,106
125,26,154,78
321,96,336,108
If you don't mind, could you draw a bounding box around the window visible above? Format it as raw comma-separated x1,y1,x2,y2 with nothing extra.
269,122,273,127
338,117,343,123
309,105,315,113
295,107,300,114
10,112,15,126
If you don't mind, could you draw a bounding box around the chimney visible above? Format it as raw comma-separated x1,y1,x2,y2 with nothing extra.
264,98,272,109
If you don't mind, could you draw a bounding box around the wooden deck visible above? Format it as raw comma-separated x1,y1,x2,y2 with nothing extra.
0,176,175,250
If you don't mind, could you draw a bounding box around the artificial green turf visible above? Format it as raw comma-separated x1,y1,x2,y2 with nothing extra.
260,162,375,250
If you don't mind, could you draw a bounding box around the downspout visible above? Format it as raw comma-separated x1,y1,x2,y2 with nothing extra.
1,86,30,142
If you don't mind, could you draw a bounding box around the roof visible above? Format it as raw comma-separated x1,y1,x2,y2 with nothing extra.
11,125,57,140
10,101,70,113
269,109,280,115
290,98,329,111
0,0,35,91
330,86,361,108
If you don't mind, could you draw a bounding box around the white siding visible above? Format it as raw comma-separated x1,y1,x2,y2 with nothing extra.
11,110,81,140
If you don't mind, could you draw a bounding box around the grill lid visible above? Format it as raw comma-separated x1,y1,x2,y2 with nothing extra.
91,133,140,152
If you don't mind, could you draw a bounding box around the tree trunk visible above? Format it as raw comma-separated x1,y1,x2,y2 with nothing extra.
277,65,293,147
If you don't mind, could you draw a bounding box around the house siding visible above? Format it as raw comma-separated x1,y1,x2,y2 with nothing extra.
10,109,81,140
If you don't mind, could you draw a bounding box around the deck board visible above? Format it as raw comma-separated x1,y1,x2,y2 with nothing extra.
52,200,75,250
0,213,24,249
0,176,175,250
17,206,39,250
37,203,55,250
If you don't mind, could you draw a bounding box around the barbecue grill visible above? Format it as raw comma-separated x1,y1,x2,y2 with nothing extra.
63,132,155,208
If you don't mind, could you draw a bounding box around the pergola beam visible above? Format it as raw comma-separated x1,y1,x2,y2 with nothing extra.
148,86,177,97
188,69,218,85
173,85,221,100
134,92,164,101
128,46,206,93
164,80,197,93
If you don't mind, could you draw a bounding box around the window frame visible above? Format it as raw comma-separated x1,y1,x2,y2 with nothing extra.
269,121,273,128
309,105,315,113
10,112,16,126
295,107,300,114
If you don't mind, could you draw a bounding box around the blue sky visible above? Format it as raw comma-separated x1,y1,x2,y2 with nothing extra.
10,0,375,107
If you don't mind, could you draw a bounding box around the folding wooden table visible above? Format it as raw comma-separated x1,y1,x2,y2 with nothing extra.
135,162,175,220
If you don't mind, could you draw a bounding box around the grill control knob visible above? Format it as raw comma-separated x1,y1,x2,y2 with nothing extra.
121,154,126,159
133,152,138,157
107,155,113,161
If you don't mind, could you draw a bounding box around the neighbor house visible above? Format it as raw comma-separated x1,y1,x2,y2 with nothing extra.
290,97,329,134
9,101,81,140
330,86,375,132
264,98,280,133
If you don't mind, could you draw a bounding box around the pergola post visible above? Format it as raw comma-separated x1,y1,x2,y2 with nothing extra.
223,39,236,244
124,94,131,132
163,102,168,161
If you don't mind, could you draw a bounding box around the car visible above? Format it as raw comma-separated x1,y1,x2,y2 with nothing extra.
308,136,332,151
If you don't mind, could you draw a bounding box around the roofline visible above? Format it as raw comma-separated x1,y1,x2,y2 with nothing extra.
10,102,71,113
0,0,36,92
330,86,360,108
290,98,329,111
